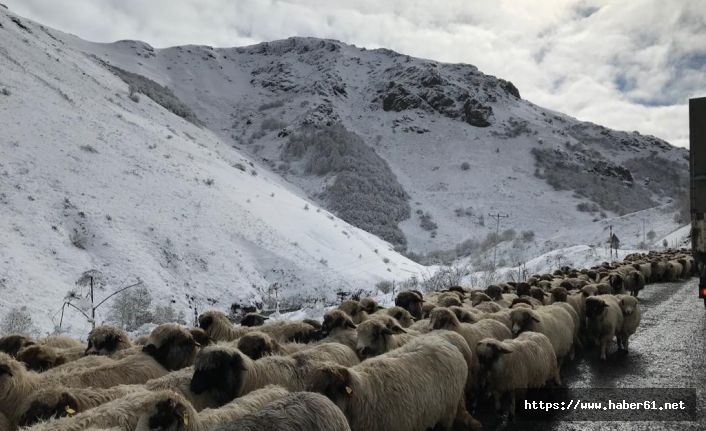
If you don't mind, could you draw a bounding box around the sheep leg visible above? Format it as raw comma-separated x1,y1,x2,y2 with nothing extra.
622,337,630,352
600,336,609,360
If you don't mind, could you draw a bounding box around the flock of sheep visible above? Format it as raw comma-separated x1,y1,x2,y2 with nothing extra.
0,249,696,431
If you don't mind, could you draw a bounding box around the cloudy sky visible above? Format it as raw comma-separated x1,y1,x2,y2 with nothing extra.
7,0,704,147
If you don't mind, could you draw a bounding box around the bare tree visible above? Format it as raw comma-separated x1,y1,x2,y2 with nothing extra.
1,307,38,336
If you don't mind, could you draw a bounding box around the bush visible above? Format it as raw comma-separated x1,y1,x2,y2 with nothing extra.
108,286,153,331
1,88,10,96
500,229,516,241
153,304,186,325
376,280,393,294
0,307,37,336
647,230,656,241
521,230,535,242
460,162,470,171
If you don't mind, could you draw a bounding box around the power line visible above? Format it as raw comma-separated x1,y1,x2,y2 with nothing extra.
488,212,509,270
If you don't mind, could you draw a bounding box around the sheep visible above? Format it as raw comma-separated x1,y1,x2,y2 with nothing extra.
375,306,415,328
208,391,350,431
359,297,383,314
604,273,627,295
585,295,624,360
468,309,513,331
615,295,641,352
85,325,133,357
38,336,84,350
0,413,8,431
624,270,646,297
133,385,289,431
448,305,479,324
529,286,549,304
144,366,219,411
198,311,250,342
237,331,307,360
318,310,357,350
0,334,35,358
633,262,652,283
666,260,683,281
16,385,146,427
477,331,560,416
394,290,424,320
338,300,369,324
474,301,503,313
549,286,586,327
20,389,183,431
188,328,213,348
45,354,115,375
0,323,198,426
15,344,70,372
240,313,269,327
509,304,576,363
189,343,359,405
511,296,543,308
420,302,437,318
650,260,668,282
307,335,478,431
354,318,412,359
485,284,503,300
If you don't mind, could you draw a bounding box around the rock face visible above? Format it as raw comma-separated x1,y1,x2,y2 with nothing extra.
462,99,493,127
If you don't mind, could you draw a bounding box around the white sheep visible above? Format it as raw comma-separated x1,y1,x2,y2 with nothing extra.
615,294,641,352
307,335,479,431
509,304,576,363
477,331,560,416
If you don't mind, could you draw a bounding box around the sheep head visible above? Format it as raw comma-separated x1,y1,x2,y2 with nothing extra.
476,338,513,368
142,324,197,371
191,346,245,405
485,285,503,300
449,306,476,324
510,308,540,336
585,297,609,319
240,313,268,327
188,327,212,348
18,391,79,427
16,345,66,372
516,282,531,296
581,285,598,297
86,325,131,356
429,307,459,330
338,300,368,324
529,287,546,302
550,286,568,303
321,310,356,337
385,306,414,327
618,296,639,316
138,394,190,431
355,319,405,359
237,332,276,360
359,297,382,314
308,362,353,408
395,291,424,320
0,334,35,357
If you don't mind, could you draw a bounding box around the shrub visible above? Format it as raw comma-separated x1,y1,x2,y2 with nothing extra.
0,307,37,336
108,286,153,331
376,280,393,294
153,304,186,325
647,230,656,241
460,161,470,171
1,88,10,96
521,230,535,242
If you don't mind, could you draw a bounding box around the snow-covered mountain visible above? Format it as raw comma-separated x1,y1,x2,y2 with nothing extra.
69,29,688,264
0,7,689,335
0,8,423,337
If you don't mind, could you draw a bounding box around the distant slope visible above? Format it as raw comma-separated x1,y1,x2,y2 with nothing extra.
0,10,423,336
70,35,689,266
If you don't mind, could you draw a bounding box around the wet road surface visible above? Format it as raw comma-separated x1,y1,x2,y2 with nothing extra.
479,278,705,431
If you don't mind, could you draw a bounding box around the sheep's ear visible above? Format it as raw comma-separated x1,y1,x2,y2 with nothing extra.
380,326,393,336
142,343,158,357
345,320,356,329
530,311,541,322
390,325,406,334
230,352,247,371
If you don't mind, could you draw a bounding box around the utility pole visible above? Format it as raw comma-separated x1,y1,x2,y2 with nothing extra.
488,212,509,270
609,225,614,261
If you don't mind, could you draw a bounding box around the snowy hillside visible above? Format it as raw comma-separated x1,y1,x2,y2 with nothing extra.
0,9,423,337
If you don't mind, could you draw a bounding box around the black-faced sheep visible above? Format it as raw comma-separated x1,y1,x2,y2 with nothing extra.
189,343,358,405
625,270,646,297
20,389,183,431
17,384,145,427
307,335,479,431
585,295,624,360
394,290,424,320
15,344,71,372
236,331,306,360
337,300,369,324
354,319,411,359
615,295,641,352
359,297,383,314
477,331,560,416
375,306,415,328
133,385,289,431
318,310,357,350
0,334,35,358
509,304,576,363
209,391,350,431
240,313,269,327
85,325,133,357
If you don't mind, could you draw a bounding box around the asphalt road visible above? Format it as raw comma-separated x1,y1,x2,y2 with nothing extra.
481,278,705,431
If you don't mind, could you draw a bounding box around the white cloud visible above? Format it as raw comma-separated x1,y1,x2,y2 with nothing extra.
5,0,704,147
